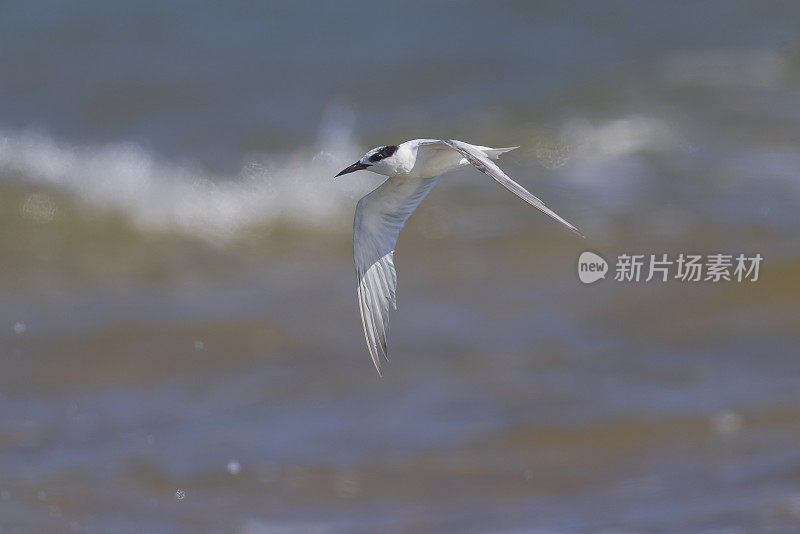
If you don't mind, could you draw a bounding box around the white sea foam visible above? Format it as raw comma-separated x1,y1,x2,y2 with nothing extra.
552,115,677,218
0,108,383,243
561,115,676,163
553,113,800,231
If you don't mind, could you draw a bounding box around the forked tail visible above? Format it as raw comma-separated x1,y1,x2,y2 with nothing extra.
482,146,519,160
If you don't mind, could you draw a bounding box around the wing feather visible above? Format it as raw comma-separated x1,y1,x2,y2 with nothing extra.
354,176,439,375
438,139,583,236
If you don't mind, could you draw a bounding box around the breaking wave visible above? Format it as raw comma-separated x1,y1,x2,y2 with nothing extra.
2,110,795,247
0,107,384,243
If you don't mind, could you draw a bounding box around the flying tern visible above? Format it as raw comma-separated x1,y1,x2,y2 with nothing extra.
335,139,581,375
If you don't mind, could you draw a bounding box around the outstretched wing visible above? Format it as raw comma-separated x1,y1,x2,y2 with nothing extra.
354,176,440,375
425,139,583,236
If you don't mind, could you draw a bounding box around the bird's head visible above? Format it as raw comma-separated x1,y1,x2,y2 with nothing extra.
335,145,401,177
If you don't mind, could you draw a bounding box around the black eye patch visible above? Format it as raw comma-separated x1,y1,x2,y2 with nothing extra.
368,145,399,163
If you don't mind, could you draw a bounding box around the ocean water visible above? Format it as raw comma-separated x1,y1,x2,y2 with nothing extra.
1,2,800,533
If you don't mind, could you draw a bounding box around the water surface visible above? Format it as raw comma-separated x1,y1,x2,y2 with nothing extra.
1,2,800,533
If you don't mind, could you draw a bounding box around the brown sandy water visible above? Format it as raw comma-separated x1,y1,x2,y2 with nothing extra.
1,183,799,532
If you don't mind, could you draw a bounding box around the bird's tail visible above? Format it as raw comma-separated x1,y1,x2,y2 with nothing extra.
482,145,519,160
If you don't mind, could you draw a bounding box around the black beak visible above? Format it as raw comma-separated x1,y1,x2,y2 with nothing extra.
335,161,369,177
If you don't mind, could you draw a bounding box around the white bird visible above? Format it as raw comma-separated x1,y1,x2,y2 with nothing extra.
335,139,581,375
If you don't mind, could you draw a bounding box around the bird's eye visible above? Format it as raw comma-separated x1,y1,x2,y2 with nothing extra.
368,145,398,163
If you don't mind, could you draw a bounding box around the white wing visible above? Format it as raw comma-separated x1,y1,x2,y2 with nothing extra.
421,139,583,236
354,175,439,375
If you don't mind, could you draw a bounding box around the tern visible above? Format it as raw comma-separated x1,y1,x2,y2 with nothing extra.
335,139,581,375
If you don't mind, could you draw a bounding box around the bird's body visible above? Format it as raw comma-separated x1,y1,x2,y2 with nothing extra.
350,138,517,179
335,139,581,375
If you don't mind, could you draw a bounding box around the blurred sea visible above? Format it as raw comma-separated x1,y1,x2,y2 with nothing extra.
1,2,800,533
